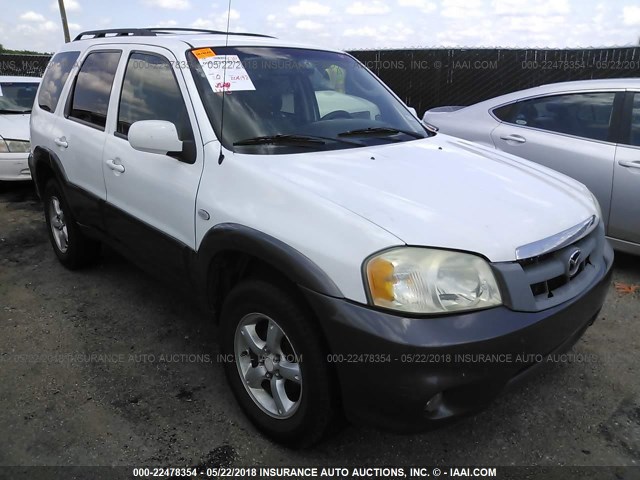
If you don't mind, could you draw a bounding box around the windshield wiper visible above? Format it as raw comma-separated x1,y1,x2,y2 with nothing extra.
0,109,31,114
234,134,327,147
338,127,425,139
233,134,364,148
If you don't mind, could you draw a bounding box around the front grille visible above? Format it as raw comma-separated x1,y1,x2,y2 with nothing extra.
523,251,592,300
492,221,606,312
517,225,599,310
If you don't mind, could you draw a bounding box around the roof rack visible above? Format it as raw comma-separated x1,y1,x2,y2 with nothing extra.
73,27,275,41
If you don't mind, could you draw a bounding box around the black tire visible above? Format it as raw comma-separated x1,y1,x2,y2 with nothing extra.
220,279,338,447
43,179,100,269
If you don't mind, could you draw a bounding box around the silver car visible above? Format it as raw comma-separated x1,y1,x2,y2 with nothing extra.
423,79,640,255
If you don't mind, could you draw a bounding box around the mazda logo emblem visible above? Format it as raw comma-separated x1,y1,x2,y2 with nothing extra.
568,248,582,277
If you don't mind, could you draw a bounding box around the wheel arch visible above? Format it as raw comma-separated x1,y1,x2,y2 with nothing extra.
195,223,343,322
31,146,69,198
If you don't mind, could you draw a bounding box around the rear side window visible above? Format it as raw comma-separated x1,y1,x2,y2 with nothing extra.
500,92,615,142
117,52,193,141
68,51,122,130
37,51,80,113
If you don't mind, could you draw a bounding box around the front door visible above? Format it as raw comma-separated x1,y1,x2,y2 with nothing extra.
102,46,204,278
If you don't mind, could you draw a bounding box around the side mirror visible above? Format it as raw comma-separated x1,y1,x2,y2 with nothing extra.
128,120,183,156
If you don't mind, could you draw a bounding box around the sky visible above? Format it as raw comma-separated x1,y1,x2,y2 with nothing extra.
0,0,639,53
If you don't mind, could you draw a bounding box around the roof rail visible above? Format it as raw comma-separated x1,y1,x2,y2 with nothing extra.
73,29,156,41
148,27,275,38
73,27,275,41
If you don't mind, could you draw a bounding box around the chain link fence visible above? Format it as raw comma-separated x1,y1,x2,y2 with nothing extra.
2,47,640,116
349,47,640,116
0,54,51,77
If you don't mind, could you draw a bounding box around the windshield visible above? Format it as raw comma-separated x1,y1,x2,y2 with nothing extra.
187,47,429,154
0,82,39,113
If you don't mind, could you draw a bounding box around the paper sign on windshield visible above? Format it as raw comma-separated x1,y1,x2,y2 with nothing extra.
196,54,256,93
0,85,3,97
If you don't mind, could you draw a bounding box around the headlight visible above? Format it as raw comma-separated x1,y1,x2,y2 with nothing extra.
0,139,7,153
365,247,502,314
3,139,30,153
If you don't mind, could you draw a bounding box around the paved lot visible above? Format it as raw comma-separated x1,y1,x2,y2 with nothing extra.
1,181,639,469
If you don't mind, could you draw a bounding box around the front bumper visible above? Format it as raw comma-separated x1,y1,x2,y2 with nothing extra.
303,242,614,432
0,152,31,181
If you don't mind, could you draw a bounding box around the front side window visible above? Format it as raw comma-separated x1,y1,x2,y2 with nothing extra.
37,51,80,113
498,92,615,142
117,52,193,141
69,51,122,129
188,47,429,154
0,81,40,113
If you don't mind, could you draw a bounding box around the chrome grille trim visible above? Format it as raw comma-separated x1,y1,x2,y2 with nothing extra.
515,215,597,260
492,221,606,312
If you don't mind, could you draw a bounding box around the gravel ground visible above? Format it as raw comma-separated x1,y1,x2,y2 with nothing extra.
1,181,639,473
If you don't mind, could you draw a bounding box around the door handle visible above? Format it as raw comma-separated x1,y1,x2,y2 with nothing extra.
106,159,125,173
499,134,526,144
618,160,640,169
54,137,68,148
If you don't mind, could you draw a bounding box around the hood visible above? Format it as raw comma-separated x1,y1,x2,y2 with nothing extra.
0,114,30,141
425,106,467,114
241,134,597,263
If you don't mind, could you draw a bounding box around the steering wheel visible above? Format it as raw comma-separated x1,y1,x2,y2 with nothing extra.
321,110,352,120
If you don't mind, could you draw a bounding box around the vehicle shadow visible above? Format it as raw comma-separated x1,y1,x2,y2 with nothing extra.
612,250,640,274
0,180,39,207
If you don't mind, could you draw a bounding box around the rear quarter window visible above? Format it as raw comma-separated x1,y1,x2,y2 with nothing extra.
38,51,80,113
492,103,515,122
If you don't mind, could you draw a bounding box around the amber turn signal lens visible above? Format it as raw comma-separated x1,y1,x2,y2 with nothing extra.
366,257,395,302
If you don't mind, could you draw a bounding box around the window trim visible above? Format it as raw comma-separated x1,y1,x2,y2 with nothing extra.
489,89,625,146
65,48,123,132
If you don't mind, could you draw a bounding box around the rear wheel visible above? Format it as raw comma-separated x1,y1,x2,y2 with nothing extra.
43,180,100,269
220,279,337,447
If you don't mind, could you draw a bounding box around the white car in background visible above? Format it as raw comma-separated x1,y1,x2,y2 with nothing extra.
423,79,640,255
0,76,40,181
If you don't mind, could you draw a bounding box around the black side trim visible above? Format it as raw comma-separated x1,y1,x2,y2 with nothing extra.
31,146,71,196
608,91,627,144
618,91,635,146
194,223,343,298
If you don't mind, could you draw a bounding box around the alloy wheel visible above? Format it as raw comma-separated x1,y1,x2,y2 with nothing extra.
234,313,303,419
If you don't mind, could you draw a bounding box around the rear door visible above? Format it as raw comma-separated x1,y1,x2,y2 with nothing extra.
102,46,204,278
58,48,123,228
490,91,621,227
608,91,640,245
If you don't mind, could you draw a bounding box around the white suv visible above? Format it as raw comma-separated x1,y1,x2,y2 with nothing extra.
30,28,613,447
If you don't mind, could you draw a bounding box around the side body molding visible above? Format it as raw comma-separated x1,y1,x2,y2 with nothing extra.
194,223,344,299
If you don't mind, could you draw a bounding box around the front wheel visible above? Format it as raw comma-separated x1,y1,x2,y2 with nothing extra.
220,279,338,447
